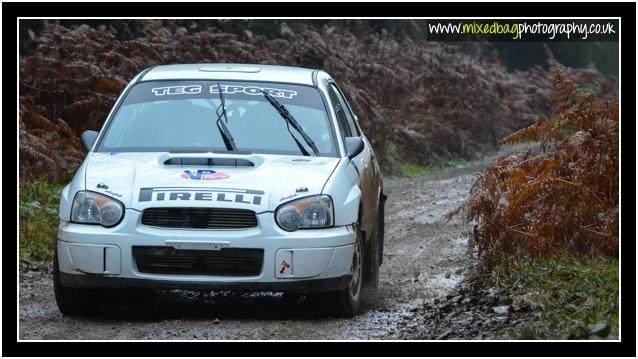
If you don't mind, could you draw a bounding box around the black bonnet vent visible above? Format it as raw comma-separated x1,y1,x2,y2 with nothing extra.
164,158,254,167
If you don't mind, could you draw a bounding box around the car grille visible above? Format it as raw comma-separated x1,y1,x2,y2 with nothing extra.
133,246,264,276
141,207,258,229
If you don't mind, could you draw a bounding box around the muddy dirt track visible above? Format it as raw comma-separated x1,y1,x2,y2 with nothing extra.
19,148,523,340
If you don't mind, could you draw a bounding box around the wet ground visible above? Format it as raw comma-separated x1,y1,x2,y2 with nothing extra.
19,146,531,340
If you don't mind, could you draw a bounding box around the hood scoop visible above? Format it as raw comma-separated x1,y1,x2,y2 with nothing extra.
164,157,255,167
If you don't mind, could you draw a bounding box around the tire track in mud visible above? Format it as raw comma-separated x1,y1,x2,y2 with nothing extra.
19,148,524,340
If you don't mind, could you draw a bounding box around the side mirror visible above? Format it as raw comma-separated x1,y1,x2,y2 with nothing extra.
345,136,365,160
80,130,99,152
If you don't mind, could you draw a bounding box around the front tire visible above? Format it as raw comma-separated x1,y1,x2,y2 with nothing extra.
363,222,381,301
53,246,154,316
322,231,364,318
53,247,103,316
362,196,385,303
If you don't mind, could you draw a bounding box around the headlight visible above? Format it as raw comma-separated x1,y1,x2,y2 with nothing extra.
71,191,124,227
275,195,334,231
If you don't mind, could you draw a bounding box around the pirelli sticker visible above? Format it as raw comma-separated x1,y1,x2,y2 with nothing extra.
138,187,264,206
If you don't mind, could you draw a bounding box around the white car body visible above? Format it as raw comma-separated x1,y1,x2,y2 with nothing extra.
55,64,384,315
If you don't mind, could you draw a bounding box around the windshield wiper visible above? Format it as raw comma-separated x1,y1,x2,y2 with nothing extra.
260,90,319,156
215,82,237,151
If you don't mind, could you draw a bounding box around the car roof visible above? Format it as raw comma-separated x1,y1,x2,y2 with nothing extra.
140,64,318,85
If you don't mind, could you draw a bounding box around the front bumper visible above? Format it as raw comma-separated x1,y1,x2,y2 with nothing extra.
58,272,350,292
57,209,356,292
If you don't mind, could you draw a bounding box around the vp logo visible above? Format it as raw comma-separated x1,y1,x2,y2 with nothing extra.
181,169,230,180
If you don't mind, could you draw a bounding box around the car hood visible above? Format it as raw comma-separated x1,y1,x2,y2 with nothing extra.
84,152,341,212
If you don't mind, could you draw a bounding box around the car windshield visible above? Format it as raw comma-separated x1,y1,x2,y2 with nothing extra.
97,80,337,156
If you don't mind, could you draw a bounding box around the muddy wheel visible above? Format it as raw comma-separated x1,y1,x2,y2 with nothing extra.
53,247,103,317
363,223,381,301
378,194,386,265
321,231,364,318
54,248,155,316
362,196,385,303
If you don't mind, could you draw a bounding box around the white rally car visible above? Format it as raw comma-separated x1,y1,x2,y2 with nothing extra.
55,64,385,317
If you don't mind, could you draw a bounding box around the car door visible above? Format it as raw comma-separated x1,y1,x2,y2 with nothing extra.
327,82,376,236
